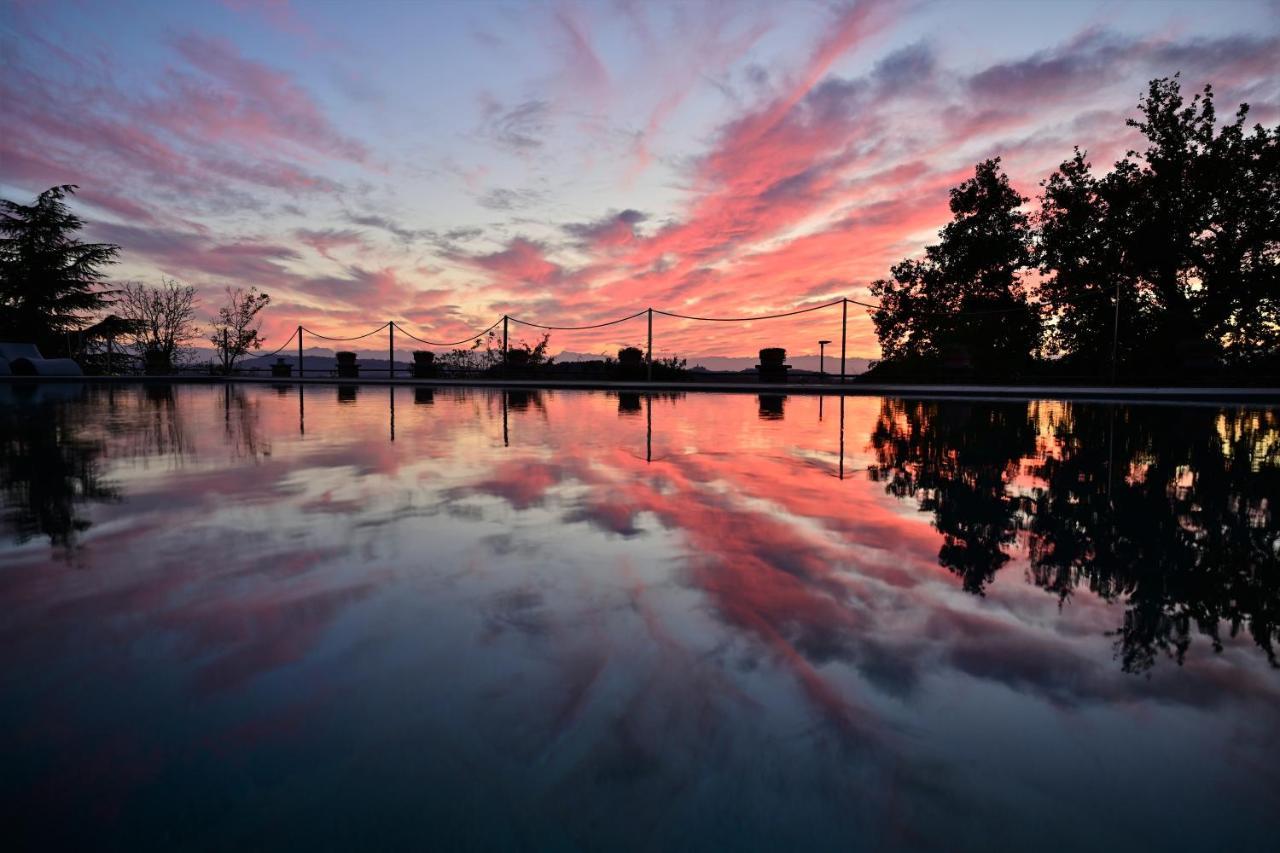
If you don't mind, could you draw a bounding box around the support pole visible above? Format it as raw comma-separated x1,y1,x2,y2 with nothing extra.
646,308,653,382
389,321,395,378
503,315,509,372
840,298,848,384
298,325,304,378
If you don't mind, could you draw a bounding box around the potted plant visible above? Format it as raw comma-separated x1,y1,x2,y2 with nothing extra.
336,350,359,378
618,346,644,367
759,348,786,368
413,350,436,378
144,351,170,375
756,347,789,382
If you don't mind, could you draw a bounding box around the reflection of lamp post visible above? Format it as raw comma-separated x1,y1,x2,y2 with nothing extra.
818,340,832,379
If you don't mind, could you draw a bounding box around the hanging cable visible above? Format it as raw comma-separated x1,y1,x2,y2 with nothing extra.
394,317,504,347
654,299,844,323
299,322,391,342
508,309,648,330
255,326,300,359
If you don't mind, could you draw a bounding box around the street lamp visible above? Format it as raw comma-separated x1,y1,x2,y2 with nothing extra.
818,340,832,379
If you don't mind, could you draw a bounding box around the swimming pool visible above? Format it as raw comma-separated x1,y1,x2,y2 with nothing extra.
2,382,1277,850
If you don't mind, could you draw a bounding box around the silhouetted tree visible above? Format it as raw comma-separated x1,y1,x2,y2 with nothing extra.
869,159,1040,376
118,279,200,374
1038,77,1280,373
210,286,270,373
0,185,119,353
1036,150,1156,372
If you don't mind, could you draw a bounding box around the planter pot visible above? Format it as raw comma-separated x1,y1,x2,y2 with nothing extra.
336,351,359,378
759,348,786,369
413,350,436,378
144,352,171,375
618,347,644,367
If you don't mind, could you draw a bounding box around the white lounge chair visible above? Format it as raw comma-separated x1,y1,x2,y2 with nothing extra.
0,342,84,376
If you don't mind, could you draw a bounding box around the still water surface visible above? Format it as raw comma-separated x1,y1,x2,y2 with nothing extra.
2,382,1277,851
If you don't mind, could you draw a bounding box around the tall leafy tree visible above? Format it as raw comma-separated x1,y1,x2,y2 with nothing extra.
0,185,119,352
869,159,1041,375
1038,77,1279,373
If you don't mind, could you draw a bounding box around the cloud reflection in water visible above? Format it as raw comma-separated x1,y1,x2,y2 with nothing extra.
1,383,1277,850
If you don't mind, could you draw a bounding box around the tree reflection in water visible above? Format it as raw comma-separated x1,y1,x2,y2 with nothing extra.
0,382,274,551
868,398,1280,672
868,399,1037,595
0,384,117,551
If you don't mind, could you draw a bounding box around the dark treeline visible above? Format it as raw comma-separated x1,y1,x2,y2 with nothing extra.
869,398,1280,672
0,185,269,373
869,76,1279,381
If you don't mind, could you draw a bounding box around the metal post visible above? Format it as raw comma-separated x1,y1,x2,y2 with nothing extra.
297,325,304,378
647,308,653,382
840,298,848,384
503,315,509,371
389,321,395,378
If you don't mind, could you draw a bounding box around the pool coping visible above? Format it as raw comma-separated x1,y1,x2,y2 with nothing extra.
4,374,1277,403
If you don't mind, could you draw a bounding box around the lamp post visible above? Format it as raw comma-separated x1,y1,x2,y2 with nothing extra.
818,339,831,380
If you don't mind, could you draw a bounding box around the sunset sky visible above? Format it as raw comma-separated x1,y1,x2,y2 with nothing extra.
3,0,1277,360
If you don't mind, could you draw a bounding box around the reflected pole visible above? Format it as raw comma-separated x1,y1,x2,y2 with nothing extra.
838,395,846,480
299,383,305,436
646,393,652,463
502,391,509,447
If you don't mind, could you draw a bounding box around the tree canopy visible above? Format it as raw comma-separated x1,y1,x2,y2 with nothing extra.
869,158,1041,375
0,185,119,353
870,76,1280,379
